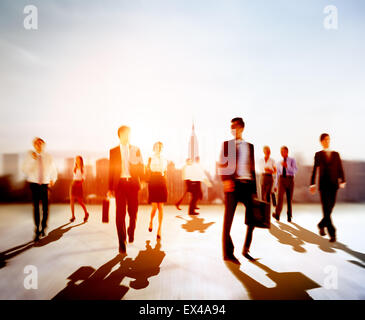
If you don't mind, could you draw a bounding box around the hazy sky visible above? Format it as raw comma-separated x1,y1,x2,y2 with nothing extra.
1,0,364,173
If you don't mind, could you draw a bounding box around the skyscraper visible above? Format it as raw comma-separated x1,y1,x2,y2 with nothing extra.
188,122,199,161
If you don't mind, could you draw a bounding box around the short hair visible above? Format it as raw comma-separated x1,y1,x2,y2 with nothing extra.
320,133,329,142
231,117,245,128
118,125,130,137
153,141,163,151
195,156,200,162
263,145,270,152
33,137,45,145
281,146,288,152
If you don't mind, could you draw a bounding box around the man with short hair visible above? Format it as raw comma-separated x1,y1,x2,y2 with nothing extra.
309,133,345,243
218,117,257,263
273,146,297,222
22,137,58,241
108,126,144,254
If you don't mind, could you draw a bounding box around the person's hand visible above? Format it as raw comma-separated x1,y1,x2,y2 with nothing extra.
340,182,346,189
31,151,38,160
49,180,54,188
107,190,114,199
309,185,316,194
223,180,235,193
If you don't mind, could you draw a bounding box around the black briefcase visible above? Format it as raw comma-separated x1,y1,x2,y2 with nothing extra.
252,198,271,229
102,198,110,223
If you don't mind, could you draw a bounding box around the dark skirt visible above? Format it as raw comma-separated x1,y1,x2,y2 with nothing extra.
148,173,168,203
70,180,83,199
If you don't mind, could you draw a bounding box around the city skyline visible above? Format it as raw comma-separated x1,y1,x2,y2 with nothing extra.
1,1,365,174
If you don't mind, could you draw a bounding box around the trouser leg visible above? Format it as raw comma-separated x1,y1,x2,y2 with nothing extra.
222,191,238,256
30,183,41,233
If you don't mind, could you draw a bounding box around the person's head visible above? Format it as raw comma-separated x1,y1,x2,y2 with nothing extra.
153,141,163,154
320,133,330,149
281,146,289,158
230,117,245,139
263,146,271,158
33,137,45,154
74,155,84,172
194,156,200,163
118,126,130,145
186,158,192,165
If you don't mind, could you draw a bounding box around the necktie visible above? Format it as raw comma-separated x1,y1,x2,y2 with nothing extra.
283,158,287,177
38,155,44,184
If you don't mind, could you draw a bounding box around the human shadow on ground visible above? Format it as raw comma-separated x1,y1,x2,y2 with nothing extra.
176,215,215,233
269,223,306,253
226,259,321,300
34,222,85,247
0,222,85,269
272,221,365,268
53,240,166,300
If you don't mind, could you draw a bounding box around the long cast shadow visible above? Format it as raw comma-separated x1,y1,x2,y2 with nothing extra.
176,215,215,233
269,223,306,253
226,260,321,300
273,221,365,268
53,240,166,300
0,222,85,269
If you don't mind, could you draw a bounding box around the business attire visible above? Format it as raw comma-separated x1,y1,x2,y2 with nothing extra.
109,144,144,253
310,150,345,240
147,155,168,203
274,157,298,222
184,162,210,215
218,138,257,259
259,158,276,203
22,150,58,238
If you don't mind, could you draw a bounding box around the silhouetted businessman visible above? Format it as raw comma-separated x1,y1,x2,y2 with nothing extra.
310,133,345,243
218,117,257,263
108,126,144,254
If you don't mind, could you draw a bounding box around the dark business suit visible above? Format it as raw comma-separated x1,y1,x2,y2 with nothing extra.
310,151,345,237
219,139,257,257
109,145,144,251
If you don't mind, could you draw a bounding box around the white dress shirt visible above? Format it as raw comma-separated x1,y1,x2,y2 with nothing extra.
22,151,58,184
183,162,212,186
259,158,276,174
236,139,252,180
120,144,131,178
149,154,167,174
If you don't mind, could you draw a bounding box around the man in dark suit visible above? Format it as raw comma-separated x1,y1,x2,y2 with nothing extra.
310,133,345,243
218,117,257,263
108,126,144,254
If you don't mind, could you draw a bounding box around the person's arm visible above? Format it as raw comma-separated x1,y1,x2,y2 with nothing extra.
218,141,235,192
108,149,114,197
21,151,36,177
289,158,298,175
310,153,319,194
337,152,346,187
49,155,58,186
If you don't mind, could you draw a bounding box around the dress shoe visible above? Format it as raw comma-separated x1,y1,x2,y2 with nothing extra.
272,213,279,221
189,212,199,216
128,236,134,243
70,216,75,223
119,245,126,254
175,203,182,210
84,212,89,223
287,216,292,223
223,254,240,265
34,233,40,242
40,229,46,237
243,252,256,261
329,236,336,243
318,225,326,236
157,234,161,240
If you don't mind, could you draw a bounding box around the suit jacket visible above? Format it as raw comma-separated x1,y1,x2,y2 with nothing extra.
218,139,257,194
108,145,144,192
310,151,345,190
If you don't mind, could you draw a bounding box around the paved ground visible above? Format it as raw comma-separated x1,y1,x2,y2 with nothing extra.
0,203,364,300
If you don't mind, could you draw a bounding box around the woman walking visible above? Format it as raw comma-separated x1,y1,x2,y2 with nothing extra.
147,142,168,240
69,156,89,223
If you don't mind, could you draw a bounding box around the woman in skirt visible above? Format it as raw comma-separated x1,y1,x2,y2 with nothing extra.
147,142,168,240
69,156,89,223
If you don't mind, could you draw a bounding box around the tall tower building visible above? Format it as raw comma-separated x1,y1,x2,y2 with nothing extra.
3,154,19,180
188,122,199,161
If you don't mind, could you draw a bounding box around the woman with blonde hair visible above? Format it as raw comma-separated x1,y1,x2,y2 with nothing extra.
69,156,89,223
147,142,168,240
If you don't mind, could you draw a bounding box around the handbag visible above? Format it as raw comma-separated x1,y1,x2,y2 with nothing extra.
251,198,271,229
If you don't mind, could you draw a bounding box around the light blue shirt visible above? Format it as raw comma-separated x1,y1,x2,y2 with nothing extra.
276,157,298,177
